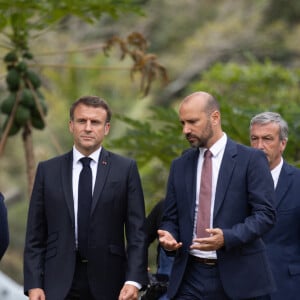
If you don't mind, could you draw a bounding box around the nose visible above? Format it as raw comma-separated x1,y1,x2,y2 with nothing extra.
252,139,264,150
84,120,92,131
182,124,191,135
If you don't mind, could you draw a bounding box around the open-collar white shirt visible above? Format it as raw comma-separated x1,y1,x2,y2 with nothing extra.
271,157,283,189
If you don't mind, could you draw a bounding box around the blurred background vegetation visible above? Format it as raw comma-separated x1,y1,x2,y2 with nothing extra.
1,0,300,283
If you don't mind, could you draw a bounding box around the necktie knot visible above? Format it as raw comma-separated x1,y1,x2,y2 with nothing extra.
204,149,212,159
80,157,91,167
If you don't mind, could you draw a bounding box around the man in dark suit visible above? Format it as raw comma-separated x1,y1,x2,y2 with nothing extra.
158,92,276,299
23,96,148,300
144,199,174,300
0,192,9,260
250,112,300,300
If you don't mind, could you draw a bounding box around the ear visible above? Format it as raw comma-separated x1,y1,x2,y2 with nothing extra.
104,122,110,136
69,120,74,133
210,110,220,125
280,139,287,153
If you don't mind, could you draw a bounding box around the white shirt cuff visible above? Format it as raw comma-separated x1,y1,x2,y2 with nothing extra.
125,281,142,290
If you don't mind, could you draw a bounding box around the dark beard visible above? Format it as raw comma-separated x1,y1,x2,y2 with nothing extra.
186,121,213,148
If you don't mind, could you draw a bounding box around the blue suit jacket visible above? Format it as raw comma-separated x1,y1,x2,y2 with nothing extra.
263,161,300,300
0,192,9,260
24,148,148,300
160,138,276,299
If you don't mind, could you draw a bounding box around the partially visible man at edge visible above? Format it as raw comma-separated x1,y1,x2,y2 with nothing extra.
250,111,300,300
158,91,276,299
0,192,9,261
23,96,148,300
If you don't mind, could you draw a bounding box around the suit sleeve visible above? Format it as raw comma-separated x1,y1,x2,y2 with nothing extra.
159,162,180,242
124,160,148,285
0,193,9,260
222,149,276,250
23,163,47,293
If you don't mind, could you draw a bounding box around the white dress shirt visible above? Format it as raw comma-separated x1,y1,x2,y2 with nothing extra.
271,157,283,189
72,146,101,246
190,133,227,259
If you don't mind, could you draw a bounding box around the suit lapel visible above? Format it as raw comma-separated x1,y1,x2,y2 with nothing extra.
91,148,110,214
214,139,237,218
61,151,75,225
184,149,200,222
275,162,293,208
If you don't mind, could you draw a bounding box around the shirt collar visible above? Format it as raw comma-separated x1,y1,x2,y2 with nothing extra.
271,157,283,173
73,146,101,164
199,133,227,157
271,157,283,188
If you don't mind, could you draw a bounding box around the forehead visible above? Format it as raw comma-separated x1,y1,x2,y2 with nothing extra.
179,100,206,119
73,104,107,119
251,122,280,135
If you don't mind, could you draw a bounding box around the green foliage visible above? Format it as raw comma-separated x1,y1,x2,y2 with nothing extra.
190,60,300,165
0,0,145,144
108,105,189,168
0,0,144,60
0,0,148,155
1,55,47,135
108,60,300,207
264,0,300,26
2,0,300,283
1,93,16,114
108,60,300,170
0,0,147,284
6,68,21,91
0,0,144,32
107,105,189,209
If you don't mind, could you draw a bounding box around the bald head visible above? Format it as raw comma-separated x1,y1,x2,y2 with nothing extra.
179,91,223,148
180,92,220,116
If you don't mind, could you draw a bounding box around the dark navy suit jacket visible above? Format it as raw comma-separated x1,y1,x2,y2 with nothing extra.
263,161,300,300
24,148,148,300
0,192,9,260
160,138,276,299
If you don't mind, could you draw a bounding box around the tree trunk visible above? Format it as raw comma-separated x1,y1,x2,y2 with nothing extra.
22,123,36,198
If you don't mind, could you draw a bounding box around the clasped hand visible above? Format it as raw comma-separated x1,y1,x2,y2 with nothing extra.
191,228,224,251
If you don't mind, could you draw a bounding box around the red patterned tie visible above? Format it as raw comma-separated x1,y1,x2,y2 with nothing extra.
196,150,213,238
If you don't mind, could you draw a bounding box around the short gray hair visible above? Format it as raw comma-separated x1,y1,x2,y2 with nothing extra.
250,112,288,141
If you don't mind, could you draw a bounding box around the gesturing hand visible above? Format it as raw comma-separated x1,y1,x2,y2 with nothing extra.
157,229,183,251
190,228,224,251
